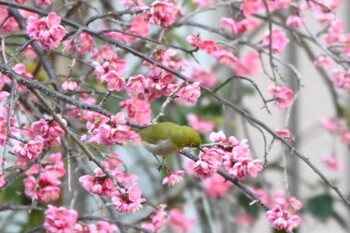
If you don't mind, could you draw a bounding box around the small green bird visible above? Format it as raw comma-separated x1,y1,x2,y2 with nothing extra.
136,122,201,156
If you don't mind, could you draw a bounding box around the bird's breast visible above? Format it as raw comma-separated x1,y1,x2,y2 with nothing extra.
142,140,179,156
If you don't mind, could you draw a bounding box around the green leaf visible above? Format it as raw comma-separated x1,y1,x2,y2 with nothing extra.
306,193,333,219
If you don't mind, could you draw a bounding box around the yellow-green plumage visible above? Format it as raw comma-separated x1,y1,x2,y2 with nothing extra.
137,122,201,156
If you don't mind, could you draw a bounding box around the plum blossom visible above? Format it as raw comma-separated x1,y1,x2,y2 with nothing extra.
332,68,350,90
26,12,66,50
169,208,196,233
64,33,94,56
268,85,294,109
162,170,185,186
314,55,332,68
192,0,213,7
192,148,221,179
235,213,254,227
147,1,179,27
233,51,261,76
112,184,145,213
214,49,238,66
266,205,302,232
24,153,65,202
62,79,79,91
262,28,289,53
190,65,217,88
286,14,304,28
221,17,259,34
203,174,233,198
35,0,54,7
44,205,78,233
101,70,125,92
141,204,168,232
275,128,294,142
187,113,215,133
125,74,148,95
177,82,201,104
323,154,344,170
15,139,44,166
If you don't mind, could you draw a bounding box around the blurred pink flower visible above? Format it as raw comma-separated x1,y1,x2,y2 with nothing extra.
323,154,344,170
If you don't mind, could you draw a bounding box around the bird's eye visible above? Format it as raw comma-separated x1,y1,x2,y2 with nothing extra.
190,142,197,147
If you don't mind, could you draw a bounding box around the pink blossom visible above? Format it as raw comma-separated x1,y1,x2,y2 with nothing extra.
128,15,150,37
241,0,264,17
214,49,238,66
26,12,66,50
192,0,213,7
15,139,44,165
199,39,218,54
203,174,233,198
187,113,215,133
35,0,54,7
190,65,217,88
0,6,19,33
93,45,127,79
332,68,350,90
162,170,185,186
44,205,78,233
221,17,259,34
314,55,332,68
273,190,303,211
266,205,302,232
79,171,116,196
169,208,196,233
226,157,263,179
62,79,79,91
141,204,168,232
321,117,347,133
120,96,152,125
322,154,344,170
275,128,294,142
125,74,148,95
268,85,294,109
192,148,220,179
262,28,289,53
186,34,202,48
13,63,33,79
65,33,95,56
121,0,144,7
101,71,125,91
84,221,118,233
112,184,145,213
233,51,261,76
235,213,254,226
177,82,201,104
0,91,10,101
0,175,6,188
147,1,179,27
325,19,345,45
286,14,304,28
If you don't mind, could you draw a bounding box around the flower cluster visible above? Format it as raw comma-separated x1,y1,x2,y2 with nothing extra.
93,46,127,91
321,117,350,144
44,205,78,233
262,28,290,53
26,12,66,50
141,204,168,232
112,183,146,213
146,1,179,27
44,205,117,233
24,153,65,202
30,119,65,147
268,85,294,109
15,139,44,166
